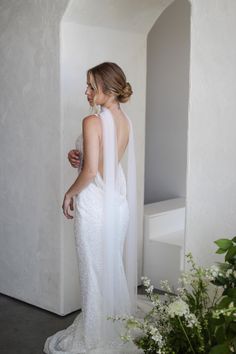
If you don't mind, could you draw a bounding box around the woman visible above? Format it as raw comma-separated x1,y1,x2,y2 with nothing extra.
43,62,142,354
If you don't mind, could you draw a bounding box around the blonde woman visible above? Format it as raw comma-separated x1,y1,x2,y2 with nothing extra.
44,62,142,353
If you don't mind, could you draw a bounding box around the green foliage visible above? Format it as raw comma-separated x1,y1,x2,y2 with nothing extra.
214,238,236,265
209,343,232,354
108,236,236,353
209,236,236,353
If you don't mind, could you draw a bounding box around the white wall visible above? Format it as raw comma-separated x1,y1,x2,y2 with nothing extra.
61,23,147,312
0,0,69,314
145,0,190,204
185,0,236,266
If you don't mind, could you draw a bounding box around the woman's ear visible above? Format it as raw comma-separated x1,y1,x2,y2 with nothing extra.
108,91,117,101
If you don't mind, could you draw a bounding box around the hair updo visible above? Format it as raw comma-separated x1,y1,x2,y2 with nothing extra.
87,62,133,103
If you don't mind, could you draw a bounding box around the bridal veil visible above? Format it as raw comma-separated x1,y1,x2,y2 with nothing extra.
98,105,138,345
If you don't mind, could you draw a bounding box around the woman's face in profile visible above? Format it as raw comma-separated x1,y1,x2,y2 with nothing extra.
85,80,95,106
85,73,109,107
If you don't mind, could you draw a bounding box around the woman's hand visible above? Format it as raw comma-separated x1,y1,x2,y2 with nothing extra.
62,193,74,219
68,149,81,168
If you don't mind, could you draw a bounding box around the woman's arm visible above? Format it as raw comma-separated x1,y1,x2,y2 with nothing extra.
62,115,100,218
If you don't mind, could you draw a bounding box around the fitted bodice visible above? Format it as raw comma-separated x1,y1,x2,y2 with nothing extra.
75,133,127,197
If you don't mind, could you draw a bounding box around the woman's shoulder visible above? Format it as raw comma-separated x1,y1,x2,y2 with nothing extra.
83,113,98,122
82,114,102,137
82,114,100,125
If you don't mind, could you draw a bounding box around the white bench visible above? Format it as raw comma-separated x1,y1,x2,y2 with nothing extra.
143,198,185,292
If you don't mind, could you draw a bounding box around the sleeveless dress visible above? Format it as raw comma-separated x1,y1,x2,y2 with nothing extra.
43,113,150,354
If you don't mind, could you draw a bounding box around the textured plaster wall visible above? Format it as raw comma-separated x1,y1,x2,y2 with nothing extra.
145,0,190,204
185,0,236,266
0,0,69,314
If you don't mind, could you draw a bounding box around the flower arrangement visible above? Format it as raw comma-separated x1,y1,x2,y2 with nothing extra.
109,236,236,353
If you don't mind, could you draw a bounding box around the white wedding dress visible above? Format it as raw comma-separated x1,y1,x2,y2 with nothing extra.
43,107,151,354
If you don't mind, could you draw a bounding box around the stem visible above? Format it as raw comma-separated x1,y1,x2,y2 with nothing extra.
178,316,195,354
220,307,236,314
211,287,219,307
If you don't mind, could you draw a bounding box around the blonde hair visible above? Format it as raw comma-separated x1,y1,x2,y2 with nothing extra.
87,62,133,104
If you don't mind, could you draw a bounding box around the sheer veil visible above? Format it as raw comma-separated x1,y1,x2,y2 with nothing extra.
98,105,138,346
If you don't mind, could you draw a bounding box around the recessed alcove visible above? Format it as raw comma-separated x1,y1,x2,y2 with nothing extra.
60,0,190,313
145,0,190,204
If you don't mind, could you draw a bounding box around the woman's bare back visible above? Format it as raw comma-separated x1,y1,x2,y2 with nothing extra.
97,109,130,179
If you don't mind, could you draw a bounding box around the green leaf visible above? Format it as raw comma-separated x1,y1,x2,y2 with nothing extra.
215,239,233,251
215,262,231,271
229,322,236,333
209,315,225,326
226,288,236,300
209,343,231,354
232,336,236,350
215,325,226,344
216,248,227,254
225,246,236,262
217,296,233,309
232,236,236,243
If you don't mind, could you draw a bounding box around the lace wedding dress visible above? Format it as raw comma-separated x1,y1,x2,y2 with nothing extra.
43,107,151,354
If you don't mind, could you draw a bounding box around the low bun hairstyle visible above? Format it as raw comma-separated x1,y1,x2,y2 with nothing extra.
117,81,133,103
87,62,133,103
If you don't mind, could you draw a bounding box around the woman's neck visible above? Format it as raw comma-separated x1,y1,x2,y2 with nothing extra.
102,100,121,114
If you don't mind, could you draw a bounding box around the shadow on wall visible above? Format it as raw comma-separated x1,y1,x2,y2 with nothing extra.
144,0,191,205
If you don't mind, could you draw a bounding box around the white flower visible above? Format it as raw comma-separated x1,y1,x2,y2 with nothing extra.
141,276,151,288
152,333,163,345
185,313,198,328
150,325,158,336
167,299,190,318
149,326,163,347
153,297,161,307
160,280,172,293
176,287,187,298
209,265,220,278
146,285,154,294
226,269,233,278
179,272,192,286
